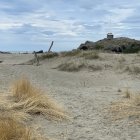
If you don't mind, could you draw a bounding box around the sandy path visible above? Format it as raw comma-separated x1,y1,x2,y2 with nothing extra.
0,53,139,140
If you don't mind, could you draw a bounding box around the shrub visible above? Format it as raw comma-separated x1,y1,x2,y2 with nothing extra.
123,43,140,53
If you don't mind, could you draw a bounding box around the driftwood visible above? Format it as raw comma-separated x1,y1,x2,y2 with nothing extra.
48,41,54,52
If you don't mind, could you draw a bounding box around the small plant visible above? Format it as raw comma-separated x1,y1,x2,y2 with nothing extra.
124,89,131,98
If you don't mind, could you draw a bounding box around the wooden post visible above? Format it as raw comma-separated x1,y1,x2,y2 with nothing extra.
33,51,39,66
48,41,54,52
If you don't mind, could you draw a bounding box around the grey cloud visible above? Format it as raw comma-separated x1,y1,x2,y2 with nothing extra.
10,24,42,34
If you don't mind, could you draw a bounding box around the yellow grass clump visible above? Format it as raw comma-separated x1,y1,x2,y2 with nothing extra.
0,95,30,123
11,77,68,121
109,90,140,122
0,94,50,140
0,117,32,140
0,116,46,140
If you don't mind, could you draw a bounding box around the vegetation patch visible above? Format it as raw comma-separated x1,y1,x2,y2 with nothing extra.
10,77,68,121
125,65,140,74
108,90,140,123
79,51,100,59
118,57,126,63
0,117,32,140
57,60,87,72
88,65,102,71
123,43,140,53
60,50,81,57
39,52,59,60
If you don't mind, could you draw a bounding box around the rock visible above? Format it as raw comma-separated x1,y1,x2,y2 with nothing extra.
35,50,44,53
79,41,94,50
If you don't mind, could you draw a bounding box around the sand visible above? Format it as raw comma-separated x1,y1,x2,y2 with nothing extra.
0,52,139,140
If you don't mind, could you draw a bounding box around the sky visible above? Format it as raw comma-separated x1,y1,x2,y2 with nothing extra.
0,0,140,52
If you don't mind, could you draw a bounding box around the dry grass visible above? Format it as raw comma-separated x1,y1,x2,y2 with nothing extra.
39,52,59,60
60,50,81,57
109,90,140,122
115,56,126,70
88,65,102,71
125,65,140,74
118,56,126,63
79,51,100,59
57,58,103,72
60,50,100,60
10,77,68,121
124,89,131,98
0,116,46,140
0,116,33,140
57,60,87,72
0,95,30,123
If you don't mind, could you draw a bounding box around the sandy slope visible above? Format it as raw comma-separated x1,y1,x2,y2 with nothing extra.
0,53,140,140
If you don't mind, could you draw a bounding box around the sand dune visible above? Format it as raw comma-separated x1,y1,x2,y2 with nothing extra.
0,52,140,140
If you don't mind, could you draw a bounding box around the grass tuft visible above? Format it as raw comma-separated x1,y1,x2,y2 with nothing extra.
60,50,81,57
125,65,140,74
0,95,30,123
39,52,59,60
11,77,68,121
57,60,87,72
79,51,100,59
0,117,32,140
124,89,131,98
109,90,140,122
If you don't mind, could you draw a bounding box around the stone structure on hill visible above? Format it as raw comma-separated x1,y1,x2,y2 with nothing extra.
107,33,114,40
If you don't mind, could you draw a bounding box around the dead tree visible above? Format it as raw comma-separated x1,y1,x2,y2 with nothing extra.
48,41,54,52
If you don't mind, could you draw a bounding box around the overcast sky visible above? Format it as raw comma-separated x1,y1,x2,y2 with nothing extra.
0,0,140,52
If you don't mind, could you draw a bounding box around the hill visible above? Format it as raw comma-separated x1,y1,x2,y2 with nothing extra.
78,37,140,53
